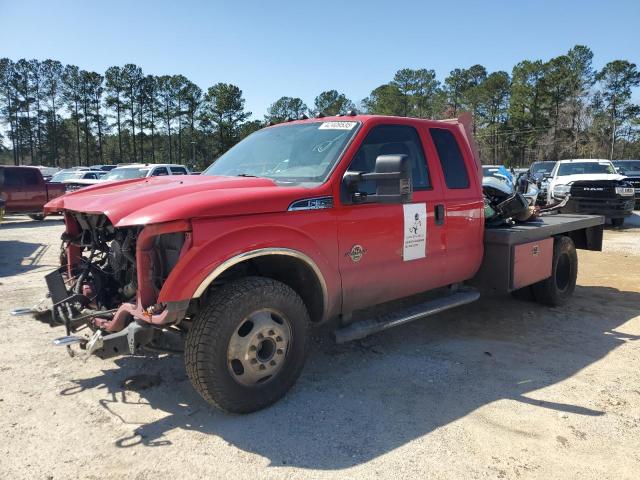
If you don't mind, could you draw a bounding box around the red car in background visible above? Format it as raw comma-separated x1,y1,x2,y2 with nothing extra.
0,166,66,220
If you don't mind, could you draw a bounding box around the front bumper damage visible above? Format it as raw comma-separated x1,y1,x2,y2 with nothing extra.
43,213,192,359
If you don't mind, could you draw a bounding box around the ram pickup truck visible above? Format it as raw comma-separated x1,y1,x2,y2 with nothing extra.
0,166,66,220
547,158,635,226
39,114,604,413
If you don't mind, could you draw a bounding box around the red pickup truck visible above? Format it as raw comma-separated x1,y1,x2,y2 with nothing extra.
0,166,66,220
40,114,603,413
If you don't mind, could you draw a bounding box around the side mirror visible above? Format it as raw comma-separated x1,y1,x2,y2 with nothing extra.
343,154,413,204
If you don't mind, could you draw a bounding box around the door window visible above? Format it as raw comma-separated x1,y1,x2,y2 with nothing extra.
430,128,470,189
152,167,169,176
346,124,430,196
170,166,188,175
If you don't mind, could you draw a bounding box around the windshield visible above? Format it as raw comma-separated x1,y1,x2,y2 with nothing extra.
203,121,360,183
557,162,616,176
613,161,640,172
51,170,84,182
531,162,555,175
103,168,149,180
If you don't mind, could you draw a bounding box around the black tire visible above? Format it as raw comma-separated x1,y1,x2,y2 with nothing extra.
532,236,577,306
28,213,45,221
185,276,310,414
611,218,624,227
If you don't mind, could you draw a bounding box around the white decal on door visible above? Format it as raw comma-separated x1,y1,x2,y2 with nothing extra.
403,203,427,261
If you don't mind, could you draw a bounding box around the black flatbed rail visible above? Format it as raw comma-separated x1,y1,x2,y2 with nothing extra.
483,213,605,246
472,214,604,293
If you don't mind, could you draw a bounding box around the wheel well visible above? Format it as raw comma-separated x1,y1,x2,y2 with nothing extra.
208,255,325,323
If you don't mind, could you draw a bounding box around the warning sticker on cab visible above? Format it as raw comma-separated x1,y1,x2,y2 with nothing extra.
318,121,357,130
403,203,427,261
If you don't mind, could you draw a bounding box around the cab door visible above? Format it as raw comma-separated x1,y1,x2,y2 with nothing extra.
425,127,484,284
336,122,447,314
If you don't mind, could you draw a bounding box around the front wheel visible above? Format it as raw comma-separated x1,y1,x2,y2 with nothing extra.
185,276,310,413
28,213,45,221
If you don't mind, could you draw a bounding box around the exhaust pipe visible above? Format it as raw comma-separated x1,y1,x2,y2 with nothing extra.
52,336,85,347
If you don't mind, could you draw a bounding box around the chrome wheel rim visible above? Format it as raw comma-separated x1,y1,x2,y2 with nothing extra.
227,309,291,386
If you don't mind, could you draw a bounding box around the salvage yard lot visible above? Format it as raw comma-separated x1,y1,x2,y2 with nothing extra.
1,214,639,480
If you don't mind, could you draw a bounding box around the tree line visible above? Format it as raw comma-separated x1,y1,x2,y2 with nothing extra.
1,45,639,170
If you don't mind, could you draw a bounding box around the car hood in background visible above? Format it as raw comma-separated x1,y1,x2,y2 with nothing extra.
553,173,627,184
61,178,103,185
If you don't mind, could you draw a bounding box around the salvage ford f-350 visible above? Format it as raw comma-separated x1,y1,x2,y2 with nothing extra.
38,114,604,413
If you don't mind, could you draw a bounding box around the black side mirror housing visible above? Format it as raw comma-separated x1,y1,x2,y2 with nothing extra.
343,154,413,204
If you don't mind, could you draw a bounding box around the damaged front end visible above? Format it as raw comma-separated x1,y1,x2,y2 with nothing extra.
48,211,192,359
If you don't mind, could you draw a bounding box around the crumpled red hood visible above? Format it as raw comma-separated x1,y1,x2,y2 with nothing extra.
45,175,312,227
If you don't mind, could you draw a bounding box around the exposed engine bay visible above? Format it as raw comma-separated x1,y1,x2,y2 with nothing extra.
47,212,189,358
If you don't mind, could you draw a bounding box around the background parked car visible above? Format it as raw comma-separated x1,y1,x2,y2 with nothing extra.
548,159,635,226
50,168,103,183
93,165,118,172
32,166,61,182
527,161,557,204
0,166,66,220
63,163,191,189
612,160,640,209
60,170,108,192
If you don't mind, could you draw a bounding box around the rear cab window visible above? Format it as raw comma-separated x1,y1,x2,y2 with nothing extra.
429,128,470,189
1,168,41,187
170,166,188,175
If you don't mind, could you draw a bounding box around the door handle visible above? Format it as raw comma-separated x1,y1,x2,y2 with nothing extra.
435,204,445,225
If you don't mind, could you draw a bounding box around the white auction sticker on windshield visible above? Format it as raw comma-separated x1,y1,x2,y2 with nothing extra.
318,121,357,130
403,203,427,261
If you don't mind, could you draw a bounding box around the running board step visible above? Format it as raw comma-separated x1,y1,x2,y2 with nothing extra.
334,288,480,343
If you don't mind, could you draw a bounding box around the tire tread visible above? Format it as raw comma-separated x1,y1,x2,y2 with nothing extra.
185,276,310,413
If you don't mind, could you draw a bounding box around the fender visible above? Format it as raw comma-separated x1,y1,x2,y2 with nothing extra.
157,214,342,321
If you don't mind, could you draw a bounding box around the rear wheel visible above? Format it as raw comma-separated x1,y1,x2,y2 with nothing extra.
185,276,310,413
28,213,45,221
532,236,577,306
611,218,625,228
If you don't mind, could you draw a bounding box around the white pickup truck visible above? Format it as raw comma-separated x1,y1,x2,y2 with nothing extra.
547,159,635,226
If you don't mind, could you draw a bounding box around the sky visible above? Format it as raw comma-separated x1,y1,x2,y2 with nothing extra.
1,0,639,119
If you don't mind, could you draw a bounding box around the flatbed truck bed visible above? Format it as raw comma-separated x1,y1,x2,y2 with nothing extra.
474,214,604,293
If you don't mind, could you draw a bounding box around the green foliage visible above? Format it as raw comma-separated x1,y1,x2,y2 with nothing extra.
313,90,354,116
362,84,404,116
593,60,640,158
1,45,640,168
265,96,308,123
363,69,444,118
201,83,251,157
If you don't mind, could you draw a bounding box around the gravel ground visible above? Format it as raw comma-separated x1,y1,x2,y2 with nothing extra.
1,213,639,480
